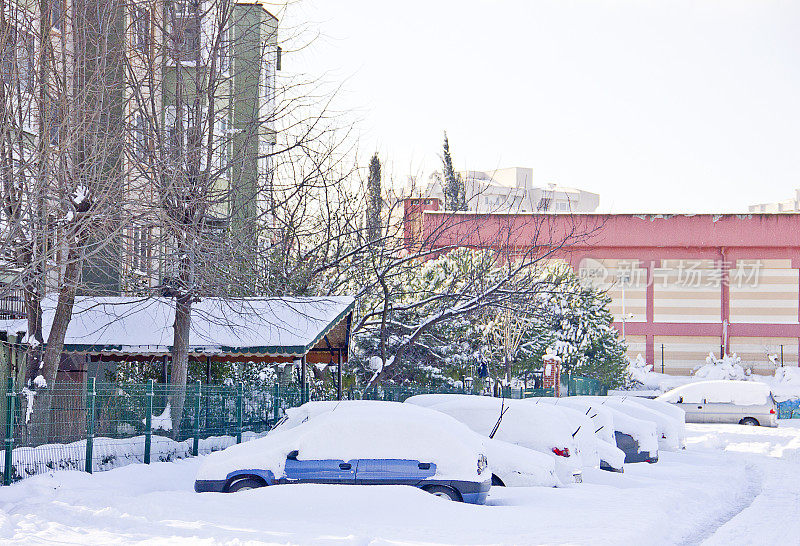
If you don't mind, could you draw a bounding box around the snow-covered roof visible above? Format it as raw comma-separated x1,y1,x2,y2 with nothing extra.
0,296,355,357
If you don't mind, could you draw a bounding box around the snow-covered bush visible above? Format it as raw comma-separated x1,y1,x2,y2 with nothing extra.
692,353,751,381
626,354,654,388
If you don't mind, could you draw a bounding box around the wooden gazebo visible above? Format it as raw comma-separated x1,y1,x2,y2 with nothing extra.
0,295,354,399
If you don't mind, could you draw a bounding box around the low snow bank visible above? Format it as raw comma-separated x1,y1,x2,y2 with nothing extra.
3,426,788,545
0,432,266,482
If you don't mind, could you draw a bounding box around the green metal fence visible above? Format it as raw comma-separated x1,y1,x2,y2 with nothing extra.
0,378,287,485
566,376,608,396
1,374,611,485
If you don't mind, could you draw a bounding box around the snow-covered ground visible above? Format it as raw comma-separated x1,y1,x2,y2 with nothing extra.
1,423,799,545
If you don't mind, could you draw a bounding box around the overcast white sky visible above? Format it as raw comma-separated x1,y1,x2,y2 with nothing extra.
278,1,800,213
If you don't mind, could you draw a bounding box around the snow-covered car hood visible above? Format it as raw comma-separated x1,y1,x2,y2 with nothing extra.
483,438,561,487
197,402,486,482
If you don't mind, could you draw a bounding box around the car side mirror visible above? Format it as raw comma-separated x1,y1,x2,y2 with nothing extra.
287,450,299,460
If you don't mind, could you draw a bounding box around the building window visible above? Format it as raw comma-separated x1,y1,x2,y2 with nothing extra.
216,116,230,169
132,226,152,275
219,26,230,73
1,26,34,93
134,115,148,159
166,1,201,62
49,107,62,145
51,0,64,32
262,55,276,115
537,197,551,211
133,7,151,54
165,105,193,156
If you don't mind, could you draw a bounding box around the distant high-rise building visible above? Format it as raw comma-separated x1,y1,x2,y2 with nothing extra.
749,190,800,213
425,167,600,213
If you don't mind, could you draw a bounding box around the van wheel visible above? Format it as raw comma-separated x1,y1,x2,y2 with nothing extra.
423,485,461,501
227,478,266,492
740,417,759,426
491,474,505,487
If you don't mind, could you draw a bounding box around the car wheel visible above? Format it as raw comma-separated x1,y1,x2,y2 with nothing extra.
491,474,505,487
423,485,461,501
227,478,266,493
740,417,759,426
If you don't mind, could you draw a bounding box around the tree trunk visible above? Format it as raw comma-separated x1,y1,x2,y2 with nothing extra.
169,294,192,439
28,249,82,443
23,284,44,383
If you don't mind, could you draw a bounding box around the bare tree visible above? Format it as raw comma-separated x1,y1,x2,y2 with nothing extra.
0,0,130,439
325,174,602,390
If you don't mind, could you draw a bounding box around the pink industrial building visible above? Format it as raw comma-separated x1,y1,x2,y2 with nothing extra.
404,198,800,375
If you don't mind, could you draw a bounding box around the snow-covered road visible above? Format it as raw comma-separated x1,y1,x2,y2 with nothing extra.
1,422,799,545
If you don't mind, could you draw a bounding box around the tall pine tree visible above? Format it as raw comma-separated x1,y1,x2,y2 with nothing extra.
366,153,383,243
442,132,466,211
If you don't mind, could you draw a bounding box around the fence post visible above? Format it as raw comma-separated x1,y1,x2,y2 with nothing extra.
85,377,96,474
192,380,201,457
236,384,243,444
144,380,154,464
4,377,14,485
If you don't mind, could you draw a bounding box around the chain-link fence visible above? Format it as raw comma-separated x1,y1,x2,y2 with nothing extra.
1,378,292,485
1,374,611,485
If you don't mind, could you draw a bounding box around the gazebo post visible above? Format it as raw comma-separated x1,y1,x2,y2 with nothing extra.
337,349,343,401
300,355,307,404
161,355,169,384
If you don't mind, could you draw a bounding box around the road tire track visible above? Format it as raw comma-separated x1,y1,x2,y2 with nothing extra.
680,461,763,546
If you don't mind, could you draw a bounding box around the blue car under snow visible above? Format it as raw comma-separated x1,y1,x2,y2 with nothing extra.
194,402,491,503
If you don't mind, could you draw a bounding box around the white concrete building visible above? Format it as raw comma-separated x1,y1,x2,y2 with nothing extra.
426,167,599,213
749,190,800,213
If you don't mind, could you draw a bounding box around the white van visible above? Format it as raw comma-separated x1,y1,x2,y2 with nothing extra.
656,380,777,427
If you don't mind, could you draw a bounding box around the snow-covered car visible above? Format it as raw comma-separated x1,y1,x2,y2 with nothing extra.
580,396,686,451
194,402,492,503
406,394,584,484
532,397,659,463
655,381,778,427
582,402,659,463
527,398,630,470
277,401,561,488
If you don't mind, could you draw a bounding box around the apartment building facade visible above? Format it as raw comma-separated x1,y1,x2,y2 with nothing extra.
0,0,278,298
124,0,279,295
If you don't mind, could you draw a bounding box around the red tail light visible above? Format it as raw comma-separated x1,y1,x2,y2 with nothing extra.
552,447,570,457
662,434,667,439
770,408,776,414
